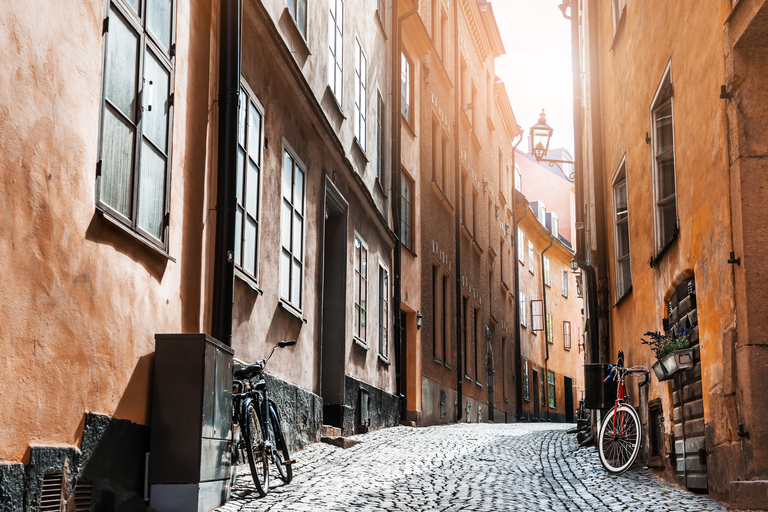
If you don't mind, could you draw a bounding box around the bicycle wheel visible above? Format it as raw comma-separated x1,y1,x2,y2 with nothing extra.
597,403,642,475
268,401,293,484
244,401,269,496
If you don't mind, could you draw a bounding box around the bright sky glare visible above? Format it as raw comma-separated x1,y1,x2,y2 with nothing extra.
492,0,574,155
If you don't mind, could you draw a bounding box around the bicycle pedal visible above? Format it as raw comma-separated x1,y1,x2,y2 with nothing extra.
284,459,296,465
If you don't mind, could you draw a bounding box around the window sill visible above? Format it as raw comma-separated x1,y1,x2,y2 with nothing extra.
375,176,388,198
401,114,416,137
401,243,417,258
528,268,534,275
444,362,453,370
378,353,390,365
650,228,679,268
504,398,509,403
95,206,176,262
235,268,263,295
486,114,495,134
475,381,483,388
353,137,369,162
501,281,509,293
282,7,311,55
614,285,633,307
461,224,473,243
353,337,370,351
431,180,454,213
524,397,530,402
326,86,346,119
470,128,481,150
472,239,483,256
434,357,443,365
464,375,474,383
376,10,388,40
279,299,307,323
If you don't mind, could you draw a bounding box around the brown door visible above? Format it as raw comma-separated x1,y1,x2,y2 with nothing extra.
532,370,540,420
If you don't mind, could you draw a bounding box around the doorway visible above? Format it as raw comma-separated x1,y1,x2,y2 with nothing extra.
320,178,348,428
532,370,540,421
400,312,407,422
564,376,574,423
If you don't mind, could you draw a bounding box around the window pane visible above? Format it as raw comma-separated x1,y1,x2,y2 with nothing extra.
283,152,293,199
655,102,673,156
657,152,676,200
126,0,140,14
143,50,170,151
106,11,139,119
281,249,291,298
293,212,303,256
244,216,257,275
660,202,677,244
236,147,245,204
292,259,302,304
297,0,307,37
617,219,630,258
137,140,166,239
246,158,259,216
248,102,261,159
235,207,243,266
294,167,304,214
101,109,135,217
289,0,296,19
281,199,292,249
147,0,173,52
238,90,246,146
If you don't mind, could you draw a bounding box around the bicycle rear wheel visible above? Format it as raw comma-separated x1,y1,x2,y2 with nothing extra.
597,403,641,475
268,400,293,484
244,401,269,496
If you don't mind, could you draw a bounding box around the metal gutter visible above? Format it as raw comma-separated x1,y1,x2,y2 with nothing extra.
453,0,464,421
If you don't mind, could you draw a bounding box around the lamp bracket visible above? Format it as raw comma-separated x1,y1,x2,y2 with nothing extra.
534,156,576,183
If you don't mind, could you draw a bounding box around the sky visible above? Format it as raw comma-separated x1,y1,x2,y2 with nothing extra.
491,0,575,155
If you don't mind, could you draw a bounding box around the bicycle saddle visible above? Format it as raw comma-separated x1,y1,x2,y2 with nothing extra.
234,362,263,380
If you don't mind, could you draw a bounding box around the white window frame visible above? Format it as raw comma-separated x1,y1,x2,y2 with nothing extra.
376,92,385,185
548,370,556,408
280,142,307,313
543,256,551,286
378,260,389,357
353,38,367,152
531,299,544,332
519,291,527,327
288,0,307,39
551,212,559,238
613,156,633,298
537,202,546,224
528,240,534,273
545,312,553,343
523,358,530,401
561,269,568,297
518,228,525,263
354,233,368,344
328,0,344,103
401,51,412,124
650,61,678,253
563,321,571,351
234,80,265,283
514,165,522,192
612,0,626,36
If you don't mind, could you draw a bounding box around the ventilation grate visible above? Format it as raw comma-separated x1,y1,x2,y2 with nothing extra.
39,471,63,512
72,478,91,512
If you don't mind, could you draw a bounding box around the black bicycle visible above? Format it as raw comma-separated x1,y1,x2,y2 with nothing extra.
231,340,295,497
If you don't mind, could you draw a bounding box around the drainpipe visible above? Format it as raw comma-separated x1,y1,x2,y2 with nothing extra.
211,0,242,346
510,133,525,421
453,0,464,421
541,234,555,421
392,0,419,420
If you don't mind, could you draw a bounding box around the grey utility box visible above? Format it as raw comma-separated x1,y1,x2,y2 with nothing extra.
149,334,234,512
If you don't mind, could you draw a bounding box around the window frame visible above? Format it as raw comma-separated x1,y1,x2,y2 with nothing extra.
96,0,177,253
400,51,413,126
543,256,551,287
531,299,544,332
328,0,344,104
523,358,530,401
563,320,571,351
400,169,415,251
650,62,678,254
376,92,386,186
378,260,390,357
519,291,527,327
288,0,308,40
518,228,525,263
545,312,553,344
548,370,556,409
528,240,534,273
612,0,626,36
353,38,367,152
280,141,307,314
561,269,568,297
613,156,633,299
353,233,369,344
234,80,265,285
551,212,559,238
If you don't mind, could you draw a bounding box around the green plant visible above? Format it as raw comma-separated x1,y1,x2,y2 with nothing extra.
642,327,693,361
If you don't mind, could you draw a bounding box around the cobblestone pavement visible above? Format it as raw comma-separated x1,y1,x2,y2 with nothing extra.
217,423,726,512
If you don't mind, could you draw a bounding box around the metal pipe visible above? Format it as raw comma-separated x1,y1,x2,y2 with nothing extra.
211,0,242,346
510,133,525,421
392,0,419,420
453,0,463,421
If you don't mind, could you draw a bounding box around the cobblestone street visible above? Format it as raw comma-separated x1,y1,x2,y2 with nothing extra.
217,423,725,512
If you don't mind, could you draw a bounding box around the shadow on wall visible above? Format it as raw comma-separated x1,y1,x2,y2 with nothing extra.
113,353,154,425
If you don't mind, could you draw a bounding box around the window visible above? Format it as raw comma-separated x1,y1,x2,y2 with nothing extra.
235,83,264,280
97,0,176,250
546,312,553,343
460,57,468,108
537,202,546,224
543,256,551,286
288,0,307,38
515,165,522,191
472,187,479,237
612,0,626,35
548,370,556,408
519,291,527,327
354,40,367,151
551,213,559,238
563,321,571,351
523,358,530,401
432,265,444,362
432,117,441,186
561,269,568,297
400,52,412,124
613,159,632,297
441,132,449,191
531,299,544,332
470,83,477,127
461,171,468,227
518,228,525,263
502,336,508,399
379,263,389,355
500,238,507,287
440,9,447,59
377,94,385,184
401,171,414,251
328,0,343,103
376,0,385,27
353,235,368,342
463,295,470,378
528,241,534,273
441,272,448,363
431,0,441,59
651,63,677,251
280,148,306,311
473,306,480,381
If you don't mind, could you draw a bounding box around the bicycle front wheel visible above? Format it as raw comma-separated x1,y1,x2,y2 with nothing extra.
268,400,293,484
597,403,641,475
244,401,269,496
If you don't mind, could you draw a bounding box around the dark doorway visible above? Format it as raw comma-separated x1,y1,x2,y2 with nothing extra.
564,376,574,423
486,348,495,422
400,312,407,421
321,179,348,428
532,370,540,421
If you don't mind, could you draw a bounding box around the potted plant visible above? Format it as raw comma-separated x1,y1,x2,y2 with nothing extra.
642,327,695,382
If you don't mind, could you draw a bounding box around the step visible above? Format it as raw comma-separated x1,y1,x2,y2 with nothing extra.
322,425,341,437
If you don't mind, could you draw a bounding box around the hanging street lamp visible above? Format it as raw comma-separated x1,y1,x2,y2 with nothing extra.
530,109,576,182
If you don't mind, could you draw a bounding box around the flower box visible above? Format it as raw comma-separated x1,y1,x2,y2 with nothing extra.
652,348,695,382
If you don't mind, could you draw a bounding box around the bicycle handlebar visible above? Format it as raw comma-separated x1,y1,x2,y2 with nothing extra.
639,371,650,387
604,365,615,383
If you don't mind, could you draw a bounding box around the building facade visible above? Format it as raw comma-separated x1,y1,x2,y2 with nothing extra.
575,0,768,507
0,0,398,508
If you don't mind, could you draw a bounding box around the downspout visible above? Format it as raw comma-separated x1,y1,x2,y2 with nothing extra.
510,134,525,421
453,0,463,420
563,0,599,363
392,0,419,418
541,234,555,421
211,0,242,346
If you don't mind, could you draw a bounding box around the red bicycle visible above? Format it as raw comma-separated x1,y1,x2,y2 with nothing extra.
597,350,650,475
